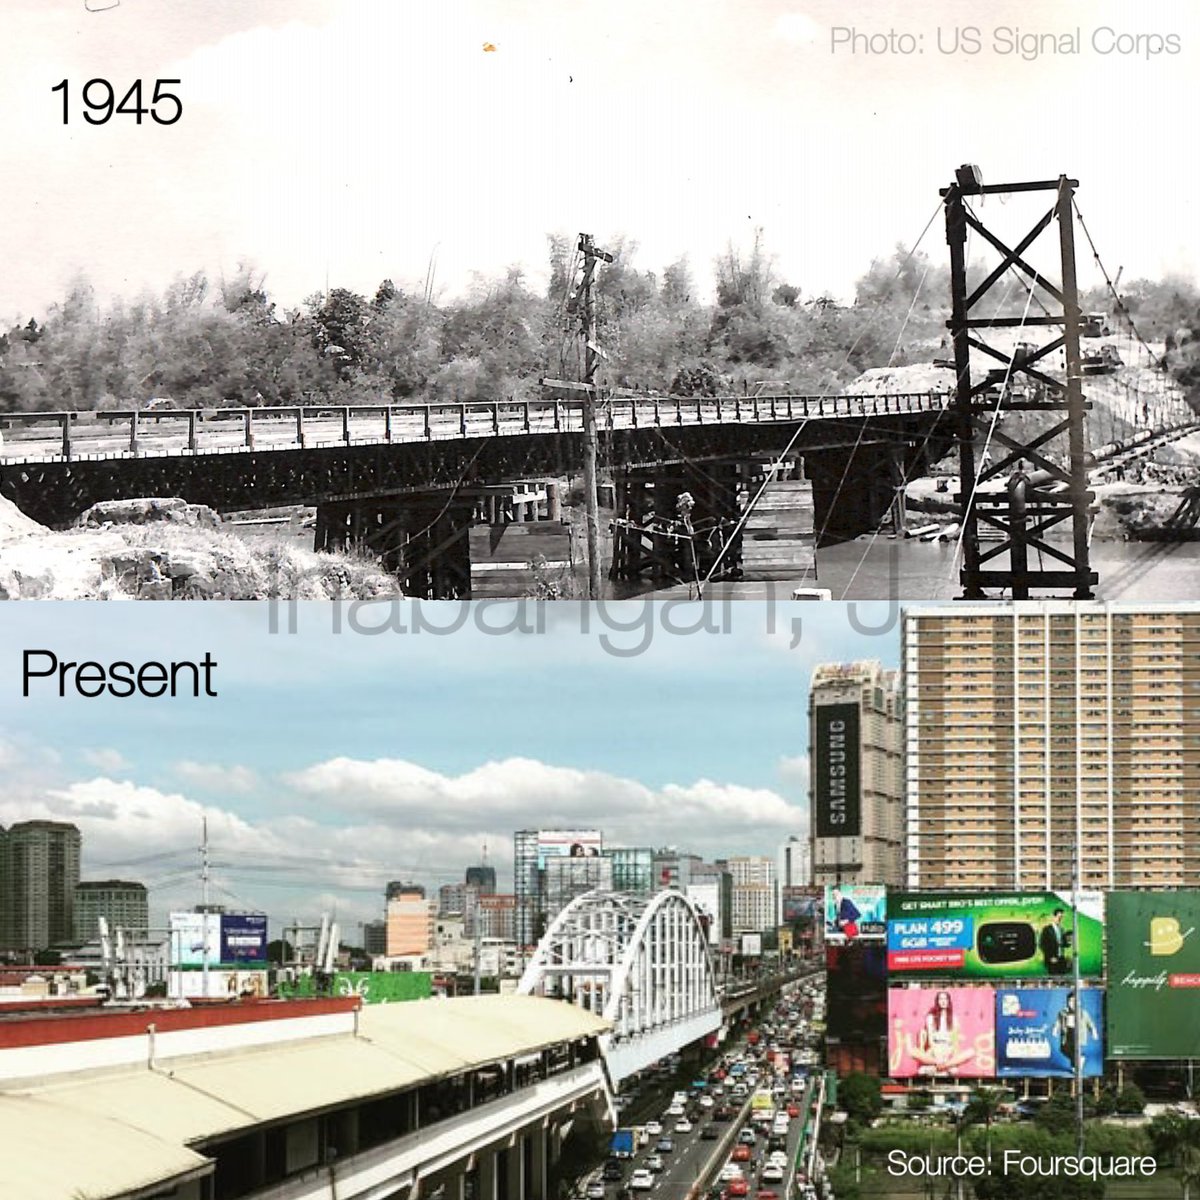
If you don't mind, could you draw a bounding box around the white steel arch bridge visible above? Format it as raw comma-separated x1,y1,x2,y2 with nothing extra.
516,889,723,1085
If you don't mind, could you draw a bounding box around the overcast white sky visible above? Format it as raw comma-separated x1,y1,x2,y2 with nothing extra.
3,0,1197,322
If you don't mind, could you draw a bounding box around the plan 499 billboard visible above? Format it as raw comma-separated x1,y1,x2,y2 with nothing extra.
887,891,1104,980
1108,891,1200,1059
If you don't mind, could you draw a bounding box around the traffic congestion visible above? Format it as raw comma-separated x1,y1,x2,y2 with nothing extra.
575,975,832,1200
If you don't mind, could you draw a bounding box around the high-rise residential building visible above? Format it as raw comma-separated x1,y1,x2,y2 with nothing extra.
2,821,82,953
385,885,435,957
74,880,149,943
904,603,1200,890
728,856,776,934
808,661,904,888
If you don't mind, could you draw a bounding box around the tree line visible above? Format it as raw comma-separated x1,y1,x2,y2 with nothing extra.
2,233,1197,412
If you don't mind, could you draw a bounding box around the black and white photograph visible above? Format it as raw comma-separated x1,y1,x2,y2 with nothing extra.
3,1,1199,600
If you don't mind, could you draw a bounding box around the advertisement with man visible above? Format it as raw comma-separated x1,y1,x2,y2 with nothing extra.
825,884,887,943
995,988,1104,1078
1107,891,1200,1059
888,986,996,1079
886,891,1105,979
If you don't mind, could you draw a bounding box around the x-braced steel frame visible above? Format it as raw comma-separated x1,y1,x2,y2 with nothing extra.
943,170,1097,599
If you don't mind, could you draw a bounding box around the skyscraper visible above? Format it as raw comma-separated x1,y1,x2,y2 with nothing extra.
904,603,1200,890
808,661,904,888
2,821,82,953
74,880,149,943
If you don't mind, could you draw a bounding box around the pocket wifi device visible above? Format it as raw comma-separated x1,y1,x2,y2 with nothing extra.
976,921,1037,964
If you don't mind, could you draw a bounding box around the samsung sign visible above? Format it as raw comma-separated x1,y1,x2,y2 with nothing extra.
814,702,860,838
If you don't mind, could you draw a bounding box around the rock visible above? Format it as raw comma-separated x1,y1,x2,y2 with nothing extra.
76,498,221,529
0,567,56,599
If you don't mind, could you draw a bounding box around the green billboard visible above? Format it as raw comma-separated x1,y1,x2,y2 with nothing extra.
887,891,1105,980
1108,891,1200,1059
278,971,433,1003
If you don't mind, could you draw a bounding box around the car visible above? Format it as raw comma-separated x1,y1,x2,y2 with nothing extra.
718,1163,743,1182
675,1119,692,1134
603,1160,625,1181
786,1103,800,1118
666,1103,685,1117
586,1182,607,1199
738,1128,757,1145
629,1168,654,1191
760,1163,785,1183
656,1138,674,1154
768,1151,788,1166
645,1154,665,1173
699,1094,715,1109
700,1125,719,1141
645,1120,663,1137
713,1105,734,1121
755,1191,781,1200
732,1144,752,1162
725,1180,750,1198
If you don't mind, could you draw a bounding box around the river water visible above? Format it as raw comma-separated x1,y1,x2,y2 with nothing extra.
814,536,1200,601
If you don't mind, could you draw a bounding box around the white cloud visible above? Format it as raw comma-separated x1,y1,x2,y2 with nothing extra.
284,755,802,856
778,754,809,788
173,761,260,793
81,748,129,773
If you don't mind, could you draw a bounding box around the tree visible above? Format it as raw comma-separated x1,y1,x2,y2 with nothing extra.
266,939,295,965
839,1072,882,1124
1149,1112,1200,1200
1115,1084,1146,1116
962,1087,1005,1159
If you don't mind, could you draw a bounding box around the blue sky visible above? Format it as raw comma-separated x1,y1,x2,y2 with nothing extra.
1,600,909,929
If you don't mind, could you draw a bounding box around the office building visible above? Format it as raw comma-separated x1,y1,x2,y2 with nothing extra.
362,920,387,957
604,846,655,895
903,603,1200,890
464,861,497,894
74,880,149,943
2,821,82,953
513,829,603,948
471,893,516,941
808,661,904,888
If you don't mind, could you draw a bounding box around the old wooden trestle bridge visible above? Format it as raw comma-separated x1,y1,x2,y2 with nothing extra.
1,389,953,597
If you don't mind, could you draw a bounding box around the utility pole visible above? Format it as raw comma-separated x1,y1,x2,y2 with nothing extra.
1072,851,1085,1159
201,816,211,1000
576,233,614,600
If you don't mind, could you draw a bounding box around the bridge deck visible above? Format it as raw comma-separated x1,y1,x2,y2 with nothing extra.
0,392,950,467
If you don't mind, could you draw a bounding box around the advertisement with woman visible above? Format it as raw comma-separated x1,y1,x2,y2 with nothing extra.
888,987,996,1078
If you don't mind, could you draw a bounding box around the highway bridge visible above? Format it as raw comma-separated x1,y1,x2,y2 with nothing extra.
0,391,953,595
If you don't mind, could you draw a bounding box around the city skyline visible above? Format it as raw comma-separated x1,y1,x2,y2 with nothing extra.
3,602,881,931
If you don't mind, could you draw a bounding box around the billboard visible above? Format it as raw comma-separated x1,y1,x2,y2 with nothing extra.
741,933,763,957
535,829,602,866
826,941,887,1041
686,882,721,946
170,912,269,969
1108,891,1200,1059
782,886,822,925
813,703,860,837
825,884,887,943
220,913,268,965
888,987,996,1079
995,988,1104,1078
886,891,1104,979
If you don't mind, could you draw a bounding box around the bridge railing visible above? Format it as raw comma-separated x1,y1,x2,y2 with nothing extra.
0,391,950,465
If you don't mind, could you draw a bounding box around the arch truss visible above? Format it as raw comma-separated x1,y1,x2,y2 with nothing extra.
517,890,723,1084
